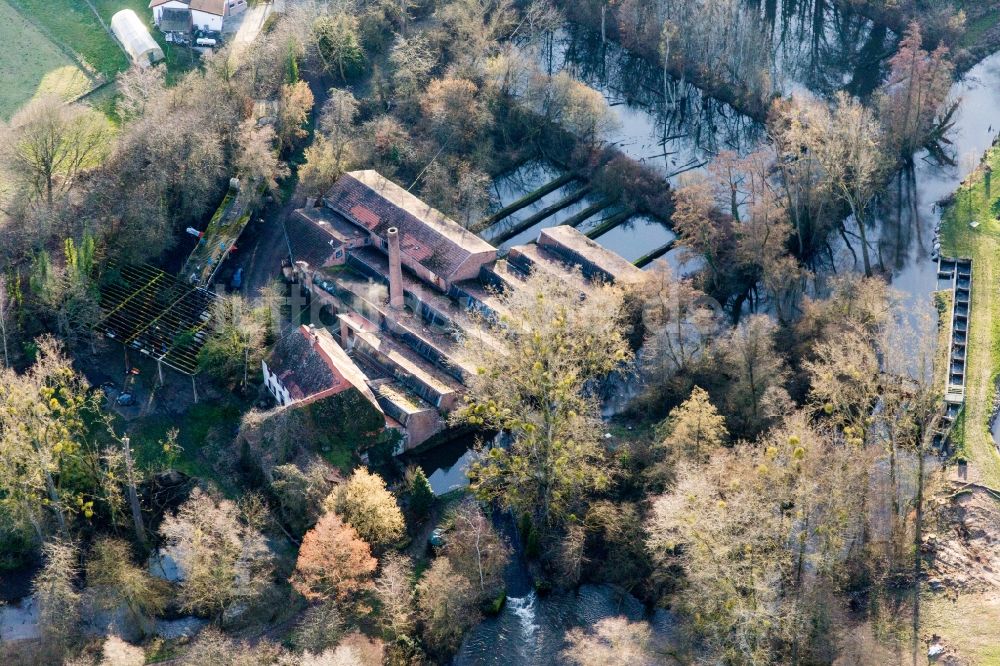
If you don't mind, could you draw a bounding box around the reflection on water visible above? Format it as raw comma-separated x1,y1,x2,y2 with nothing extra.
488,160,562,212
866,53,1000,313
593,215,676,262
747,0,895,98
538,26,765,183
408,435,481,495
661,246,706,278
484,160,642,251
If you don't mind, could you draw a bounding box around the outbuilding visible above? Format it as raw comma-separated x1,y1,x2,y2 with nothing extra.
150,0,246,34
111,9,164,67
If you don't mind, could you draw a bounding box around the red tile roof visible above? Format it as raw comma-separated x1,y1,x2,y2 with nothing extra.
323,171,496,284
266,325,382,412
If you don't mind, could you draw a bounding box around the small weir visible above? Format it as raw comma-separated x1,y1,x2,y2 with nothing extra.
477,172,578,232
633,239,676,268
935,256,972,445
561,196,619,229
487,185,594,245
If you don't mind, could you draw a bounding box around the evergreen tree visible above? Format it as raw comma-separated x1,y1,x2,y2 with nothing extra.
405,466,434,519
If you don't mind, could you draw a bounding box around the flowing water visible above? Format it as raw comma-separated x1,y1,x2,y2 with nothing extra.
455,8,1000,660
454,585,655,665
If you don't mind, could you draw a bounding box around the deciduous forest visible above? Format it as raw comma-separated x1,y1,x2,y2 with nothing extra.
1,0,999,664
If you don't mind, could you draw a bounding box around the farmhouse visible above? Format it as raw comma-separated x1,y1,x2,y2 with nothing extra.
149,0,246,33
259,324,394,458
280,171,647,451
111,10,164,67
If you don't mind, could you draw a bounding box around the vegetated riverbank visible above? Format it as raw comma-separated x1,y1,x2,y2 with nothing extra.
554,2,773,123
938,140,1000,488
828,0,1000,72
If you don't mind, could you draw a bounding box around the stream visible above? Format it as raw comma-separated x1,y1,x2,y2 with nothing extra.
448,12,1000,665
869,51,1000,314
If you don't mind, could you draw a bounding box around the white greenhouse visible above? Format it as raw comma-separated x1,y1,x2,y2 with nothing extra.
111,9,164,67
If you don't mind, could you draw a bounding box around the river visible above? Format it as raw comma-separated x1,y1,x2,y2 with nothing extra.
860,52,1000,314
450,16,1000,666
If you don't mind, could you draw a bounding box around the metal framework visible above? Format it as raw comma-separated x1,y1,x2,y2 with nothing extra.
96,263,217,375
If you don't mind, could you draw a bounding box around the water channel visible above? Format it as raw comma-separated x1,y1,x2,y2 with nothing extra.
450,12,1000,666
484,4,896,273
859,52,1000,316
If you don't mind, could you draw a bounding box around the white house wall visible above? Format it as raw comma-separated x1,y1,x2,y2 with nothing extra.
190,9,224,31
261,360,292,406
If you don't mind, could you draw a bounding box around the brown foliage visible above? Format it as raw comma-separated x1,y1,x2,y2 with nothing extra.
291,510,377,603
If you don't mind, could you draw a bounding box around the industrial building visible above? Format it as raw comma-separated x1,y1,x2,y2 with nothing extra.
269,170,646,452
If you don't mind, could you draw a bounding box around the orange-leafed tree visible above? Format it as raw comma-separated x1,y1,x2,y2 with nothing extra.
291,510,377,604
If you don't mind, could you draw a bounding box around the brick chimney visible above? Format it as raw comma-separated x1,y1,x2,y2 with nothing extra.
387,227,404,310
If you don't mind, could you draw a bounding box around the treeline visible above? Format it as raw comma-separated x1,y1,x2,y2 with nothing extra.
296,0,671,228
669,22,953,316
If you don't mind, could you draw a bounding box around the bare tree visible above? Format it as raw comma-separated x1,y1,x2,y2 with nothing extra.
0,279,11,367
442,499,510,599
416,558,480,657
116,65,166,122
33,539,81,645
563,617,663,666
374,553,415,638
3,95,114,206
159,488,273,623
720,313,789,438
235,121,287,199
86,538,170,635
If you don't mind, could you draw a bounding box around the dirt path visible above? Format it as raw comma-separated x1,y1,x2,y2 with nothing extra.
240,70,333,296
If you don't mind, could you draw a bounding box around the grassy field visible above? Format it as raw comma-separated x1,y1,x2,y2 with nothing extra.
938,143,1000,489
125,399,245,496
0,0,92,119
921,590,1000,665
2,0,195,118
88,0,198,79
9,0,127,76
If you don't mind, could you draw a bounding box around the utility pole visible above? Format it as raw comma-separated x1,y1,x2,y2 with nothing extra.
122,434,147,549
